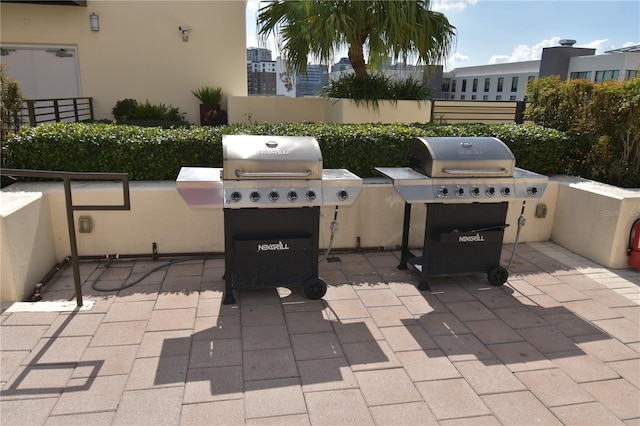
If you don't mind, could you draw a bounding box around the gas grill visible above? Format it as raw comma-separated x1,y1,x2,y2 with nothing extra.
377,136,547,290
177,134,362,304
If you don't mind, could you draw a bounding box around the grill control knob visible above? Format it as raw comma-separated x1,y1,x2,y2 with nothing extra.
268,190,279,202
456,187,465,197
471,187,480,197
287,190,298,201
486,187,496,196
306,190,316,201
337,190,348,201
249,191,261,202
527,186,538,196
501,187,511,196
230,191,242,202
439,187,449,197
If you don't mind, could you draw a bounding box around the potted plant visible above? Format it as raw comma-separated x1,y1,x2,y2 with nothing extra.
192,86,223,126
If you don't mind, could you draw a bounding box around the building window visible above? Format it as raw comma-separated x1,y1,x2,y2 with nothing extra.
461,79,467,92
471,95,477,100
625,70,638,80
442,78,450,92
450,95,455,100
496,95,502,101
528,75,535,82
461,95,466,100
510,76,518,92
451,80,457,93
510,95,516,101
570,71,592,80
482,95,489,100
497,77,504,92
595,70,620,82
484,78,490,92
472,78,478,93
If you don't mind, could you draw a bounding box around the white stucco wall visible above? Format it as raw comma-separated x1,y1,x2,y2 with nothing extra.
1,1,248,124
1,179,561,303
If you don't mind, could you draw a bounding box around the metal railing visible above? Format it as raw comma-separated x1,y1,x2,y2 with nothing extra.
23,97,94,127
0,169,130,307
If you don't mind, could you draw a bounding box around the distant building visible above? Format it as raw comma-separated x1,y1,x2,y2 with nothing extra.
331,57,353,73
247,47,273,62
248,41,639,101
296,64,329,97
441,60,540,102
441,40,640,101
247,48,276,95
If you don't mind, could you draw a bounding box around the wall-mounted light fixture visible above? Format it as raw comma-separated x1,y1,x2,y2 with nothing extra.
90,13,100,31
179,25,191,42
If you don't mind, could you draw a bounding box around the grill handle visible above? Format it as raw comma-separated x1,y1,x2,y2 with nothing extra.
442,168,509,175
235,169,312,178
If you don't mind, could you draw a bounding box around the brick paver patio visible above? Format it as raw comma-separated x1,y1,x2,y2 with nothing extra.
1,241,639,425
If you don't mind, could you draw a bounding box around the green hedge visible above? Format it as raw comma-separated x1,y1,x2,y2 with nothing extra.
1,121,592,184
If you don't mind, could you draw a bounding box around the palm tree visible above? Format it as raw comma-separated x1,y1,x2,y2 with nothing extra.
257,0,456,79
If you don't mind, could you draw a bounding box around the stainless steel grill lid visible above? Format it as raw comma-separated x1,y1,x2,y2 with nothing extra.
222,135,323,180
409,137,515,178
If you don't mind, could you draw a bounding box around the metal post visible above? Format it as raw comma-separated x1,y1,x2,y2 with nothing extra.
53,100,61,122
73,99,79,122
63,177,83,306
27,101,36,127
398,202,412,270
0,169,130,307
88,97,94,121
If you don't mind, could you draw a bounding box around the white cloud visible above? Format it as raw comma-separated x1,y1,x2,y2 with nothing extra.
449,51,470,63
432,0,478,12
580,39,614,54
445,51,470,71
485,36,640,66
488,37,560,64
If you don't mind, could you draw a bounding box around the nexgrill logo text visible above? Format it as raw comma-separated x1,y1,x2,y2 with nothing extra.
458,233,485,243
257,241,290,252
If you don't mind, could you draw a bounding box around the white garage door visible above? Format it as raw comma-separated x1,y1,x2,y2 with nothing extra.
1,45,81,99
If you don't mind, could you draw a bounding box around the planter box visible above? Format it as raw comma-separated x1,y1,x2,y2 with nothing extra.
226,96,432,125
199,104,225,126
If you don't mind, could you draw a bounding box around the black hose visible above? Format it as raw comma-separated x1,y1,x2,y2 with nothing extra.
30,251,223,299
90,256,216,292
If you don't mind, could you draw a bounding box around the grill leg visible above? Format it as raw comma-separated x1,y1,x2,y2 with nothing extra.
398,202,412,270
223,273,236,305
418,280,431,292
223,211,236,305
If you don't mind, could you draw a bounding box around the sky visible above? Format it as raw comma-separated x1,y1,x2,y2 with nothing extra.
245,0,640,71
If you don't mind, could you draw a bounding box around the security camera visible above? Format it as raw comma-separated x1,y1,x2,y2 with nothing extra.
179,26,190,32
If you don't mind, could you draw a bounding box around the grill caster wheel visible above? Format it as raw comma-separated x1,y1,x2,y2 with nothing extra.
487,265,508,286
304,278,327,300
